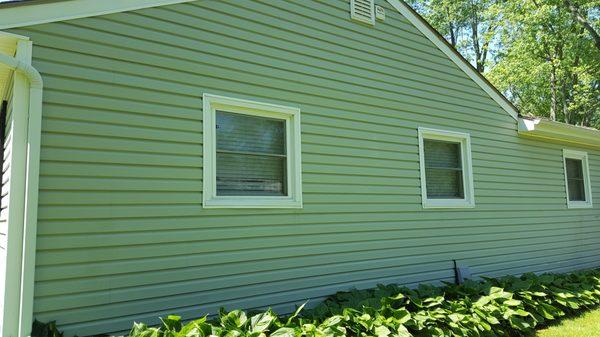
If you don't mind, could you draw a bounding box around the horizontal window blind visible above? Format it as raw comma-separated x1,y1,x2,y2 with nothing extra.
424,139,464,199
565,158,585,201
216,111,287,196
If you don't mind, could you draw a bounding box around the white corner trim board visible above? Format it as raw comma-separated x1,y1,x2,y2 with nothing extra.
0,37,43,337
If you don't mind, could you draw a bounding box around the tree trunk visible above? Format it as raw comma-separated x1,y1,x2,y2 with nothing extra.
471,20,484,72
550,65,557,121
446,6,457,47
561,81,569,124
449,22,457,47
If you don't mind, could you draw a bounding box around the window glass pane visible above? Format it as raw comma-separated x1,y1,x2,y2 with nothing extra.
424,140,461,169
425,168,464,199
568,178,585,201
565,158,583,179
216,153,286,196
215,111,287,196
565,158,585,201
424,139,464,199
216,111,285,155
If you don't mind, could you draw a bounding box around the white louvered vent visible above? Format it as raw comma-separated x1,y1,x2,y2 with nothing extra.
350,0,375,25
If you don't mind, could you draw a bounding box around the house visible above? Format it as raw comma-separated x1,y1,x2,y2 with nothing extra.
0,0,599,336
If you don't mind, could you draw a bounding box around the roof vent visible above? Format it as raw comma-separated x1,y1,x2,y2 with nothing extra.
350,0,375,25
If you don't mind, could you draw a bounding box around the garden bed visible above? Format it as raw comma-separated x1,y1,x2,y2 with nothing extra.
33,268,600,337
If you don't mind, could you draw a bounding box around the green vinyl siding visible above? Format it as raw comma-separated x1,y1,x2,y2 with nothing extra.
7,0,600,335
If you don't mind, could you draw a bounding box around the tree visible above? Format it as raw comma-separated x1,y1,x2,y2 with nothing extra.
406,0,466,47
406,0,503,72
408,0,600,128
489,0,600,126
562,0,600,51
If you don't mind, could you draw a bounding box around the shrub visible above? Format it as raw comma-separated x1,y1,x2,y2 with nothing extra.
32,269,600,337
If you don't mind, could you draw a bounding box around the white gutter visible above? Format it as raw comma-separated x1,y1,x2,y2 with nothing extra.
0,54,42,89
518,117,600,148
0,43,43,337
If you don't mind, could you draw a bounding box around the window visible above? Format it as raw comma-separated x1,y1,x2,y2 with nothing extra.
418,128,475,208
563,149,592,208
203,94,302,208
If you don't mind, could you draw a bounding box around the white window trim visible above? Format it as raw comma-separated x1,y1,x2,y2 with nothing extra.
202,94,302,208
562,149,593,209
418,127,475,209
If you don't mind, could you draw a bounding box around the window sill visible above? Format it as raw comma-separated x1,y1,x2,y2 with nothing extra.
203,196,303,209
422,199,475,209
566,201,593,209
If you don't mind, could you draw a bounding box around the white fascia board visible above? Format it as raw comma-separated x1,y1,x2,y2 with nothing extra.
0,0,195,30
518,118,600,148
385,0,519,121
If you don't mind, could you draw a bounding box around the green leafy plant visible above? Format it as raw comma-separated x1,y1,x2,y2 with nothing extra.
31,320,64,337
32,269,600,337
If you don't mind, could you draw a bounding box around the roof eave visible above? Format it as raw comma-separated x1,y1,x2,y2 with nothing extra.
0,31,29,99
384,0,519,121
0,0,195,30
518,118,600,149
0,0,520,122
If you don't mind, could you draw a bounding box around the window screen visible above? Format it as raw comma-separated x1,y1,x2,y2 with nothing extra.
215,111,287,196
424,139,464,199
565,158,586,201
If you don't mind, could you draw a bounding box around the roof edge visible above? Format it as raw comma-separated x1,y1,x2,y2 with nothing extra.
385,0,519,121
0,31,29,99
0,0,195,30
518,118,600,148
0,0,520,123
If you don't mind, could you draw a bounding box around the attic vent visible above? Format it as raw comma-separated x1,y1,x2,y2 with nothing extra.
350,0,375,25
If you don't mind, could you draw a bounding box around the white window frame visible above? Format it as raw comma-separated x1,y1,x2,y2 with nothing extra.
562,149,593,209
418,127,475,209
202,94,302,208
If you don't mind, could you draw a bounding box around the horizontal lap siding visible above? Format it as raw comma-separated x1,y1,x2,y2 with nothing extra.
9,0,600,335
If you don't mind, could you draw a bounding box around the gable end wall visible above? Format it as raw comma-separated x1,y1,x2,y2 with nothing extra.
7,0,600,335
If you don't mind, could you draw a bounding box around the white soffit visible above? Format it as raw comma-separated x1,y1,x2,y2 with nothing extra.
0,32,23,99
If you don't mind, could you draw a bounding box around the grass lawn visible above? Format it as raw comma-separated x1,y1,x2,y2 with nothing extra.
536,308,600,337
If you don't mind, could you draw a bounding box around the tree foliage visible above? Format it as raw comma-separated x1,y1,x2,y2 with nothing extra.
408,0,600,128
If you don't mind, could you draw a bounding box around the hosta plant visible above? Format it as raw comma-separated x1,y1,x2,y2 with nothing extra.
32,268,600,337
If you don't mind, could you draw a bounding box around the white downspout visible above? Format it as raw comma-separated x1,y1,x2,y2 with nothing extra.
0,45,43,337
